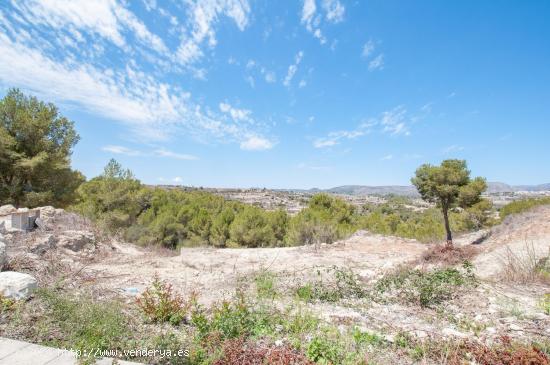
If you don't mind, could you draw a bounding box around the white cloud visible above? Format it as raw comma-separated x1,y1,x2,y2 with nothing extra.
0,32,271,147
322,0,345,23
442,145,465,154
12,0,168,54
368,54,384,71
102,145,198,160
283,51,304,87
175,0,251,66
264,71,276,83
298,79,307,88
381,106,410,135
101,145,142,156
381,154,393,161
312,106,414,148
313,128,370,148
240,136,274,151
362,40,375,58
301,0,344,44
154,148,198,160
172,176,183,183
219,102,252,122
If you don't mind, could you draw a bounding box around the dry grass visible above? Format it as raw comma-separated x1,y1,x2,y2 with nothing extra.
499,242,550,284
420,244,479,265
212,338,314,365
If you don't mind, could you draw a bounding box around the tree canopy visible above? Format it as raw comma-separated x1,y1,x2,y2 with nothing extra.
411,159,487,245
0,89,83,207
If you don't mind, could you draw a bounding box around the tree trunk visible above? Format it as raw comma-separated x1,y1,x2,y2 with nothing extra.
442,207,453,246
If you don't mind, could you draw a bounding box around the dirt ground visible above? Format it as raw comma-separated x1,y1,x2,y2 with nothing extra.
88,231,428,305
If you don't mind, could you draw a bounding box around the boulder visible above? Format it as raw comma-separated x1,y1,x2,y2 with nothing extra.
0,271,38,300
0,204,16,216
58,230,95,251
0,239,6,269
29,234,57,255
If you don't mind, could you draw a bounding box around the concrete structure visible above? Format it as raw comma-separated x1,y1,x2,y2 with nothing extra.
0,209,40,232
0,337,142,364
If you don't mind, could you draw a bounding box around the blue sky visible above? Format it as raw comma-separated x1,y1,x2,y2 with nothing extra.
1,0,549,188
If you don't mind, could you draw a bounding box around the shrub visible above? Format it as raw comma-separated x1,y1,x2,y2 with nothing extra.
500,243,550,284
500,197,550,220
295,267,366,303
136,276,195,325
374,262,477,308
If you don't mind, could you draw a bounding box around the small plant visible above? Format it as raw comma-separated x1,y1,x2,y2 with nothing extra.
295,266,367,303
0,294,16,313
255,271,278,299
306,336,341,364
540,294,550,315
136,275,195,325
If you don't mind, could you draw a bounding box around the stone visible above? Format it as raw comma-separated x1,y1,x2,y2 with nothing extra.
442,327,468,338
0,271,38,300
0,240,6,270
58,230,95,251
0,204,16,216
29,234,57,255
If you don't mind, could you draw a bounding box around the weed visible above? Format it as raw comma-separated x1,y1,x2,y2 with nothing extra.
0,294,16,313
351,328,385,348
500,243,550,284
136,275,196,325
374,262,477,308
37,289,129,358
295,266,367,303
306,335,341,365
254,271,278,299
540,294,550,315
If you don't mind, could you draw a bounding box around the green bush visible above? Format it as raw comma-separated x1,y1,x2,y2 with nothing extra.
374,262,477,308
500,197,550,220
136,276,195,325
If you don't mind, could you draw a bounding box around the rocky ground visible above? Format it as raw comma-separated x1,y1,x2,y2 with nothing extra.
1,205,550,363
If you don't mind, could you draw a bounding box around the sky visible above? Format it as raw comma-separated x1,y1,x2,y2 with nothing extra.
0,0,549,189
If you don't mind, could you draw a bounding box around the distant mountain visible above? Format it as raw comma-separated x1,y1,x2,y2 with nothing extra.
283,182,550,197
325,185,419,197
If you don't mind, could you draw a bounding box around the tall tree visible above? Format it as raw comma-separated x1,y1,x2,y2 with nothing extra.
411,159,487,246
0,89,84,207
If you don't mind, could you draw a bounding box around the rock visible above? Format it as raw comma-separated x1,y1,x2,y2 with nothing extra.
0,204,16,216
0,240,6,269
442,327,468,338
29,234,57,255
0,271,38,300
58,230,95,251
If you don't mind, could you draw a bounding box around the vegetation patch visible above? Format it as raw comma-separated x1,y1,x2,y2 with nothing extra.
212,338,314,365
500,197,550,220
295,267,367,303
374,262,477,308
136,275,196,325
35,289,130,358
420,244,479,265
